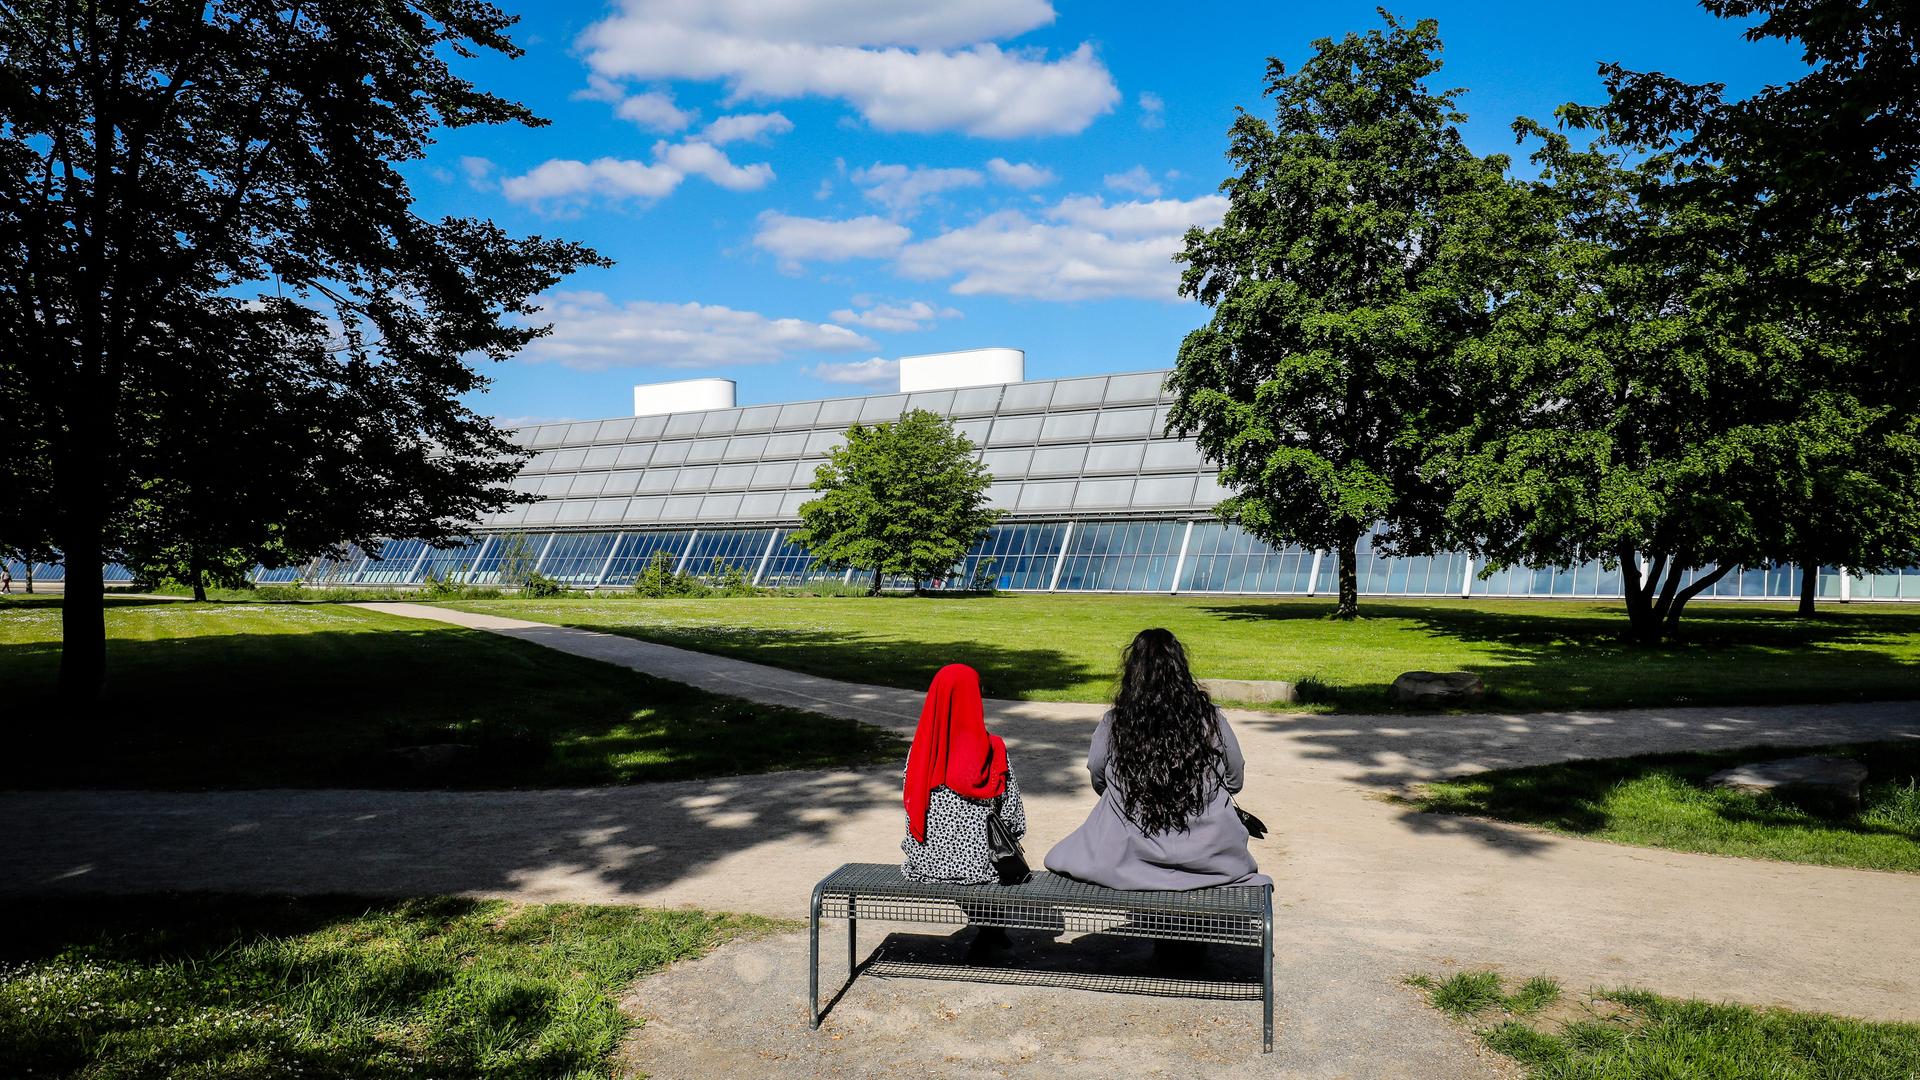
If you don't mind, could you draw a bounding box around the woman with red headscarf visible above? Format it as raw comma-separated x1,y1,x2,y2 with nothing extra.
900,663,1026,886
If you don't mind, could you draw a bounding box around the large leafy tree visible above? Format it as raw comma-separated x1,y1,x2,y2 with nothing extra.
1167,13,1521,618
0,0,602,697
1442,124,1806,643
792,410,1001,596
1584,0,1920,614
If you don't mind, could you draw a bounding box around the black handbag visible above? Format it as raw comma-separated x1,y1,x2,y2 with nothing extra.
985,798,1031,885
1215,764,1268,839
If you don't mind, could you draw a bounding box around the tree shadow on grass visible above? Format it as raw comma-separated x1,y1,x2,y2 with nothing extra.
1199,599,1920,714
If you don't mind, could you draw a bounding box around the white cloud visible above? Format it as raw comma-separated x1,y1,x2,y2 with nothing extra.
852,162,984,213
1138,91,1165,129
753,212,912,264
829,299,959,331
501,140,773,208
807,357,901,386
653,140,775,191
517,291,874,370
458,156,496,190
894,193,1228,301
1103,165,1162,198
986,158,1057,189
701,111,794,144
579,1,1118,137
616,90,697,132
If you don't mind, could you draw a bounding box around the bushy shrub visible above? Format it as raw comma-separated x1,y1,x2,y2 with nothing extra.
517,572,567,599
711,563,757,597
966,557,999,595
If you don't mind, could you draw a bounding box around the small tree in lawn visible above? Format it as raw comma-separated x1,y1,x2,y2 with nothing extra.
791,410,1000,596
1168,13,1522,619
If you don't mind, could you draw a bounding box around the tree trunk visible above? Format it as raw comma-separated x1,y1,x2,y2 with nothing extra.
868,566,883,596
191,549,206,602
1334,535,1359,620
58,529,107,703
23,566,33,594
1797,561,1817,617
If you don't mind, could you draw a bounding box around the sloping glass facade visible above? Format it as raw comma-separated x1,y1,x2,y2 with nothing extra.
17,368,1912,599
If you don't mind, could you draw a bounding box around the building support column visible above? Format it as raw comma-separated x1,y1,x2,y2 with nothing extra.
593,533,624,590
463,536,494,584
752,529,781,586
1169,520,1195,595
403,543,431,585
1460,554,1475,599
1306,550,1323,596
533,532,558,576
676,529,700,575
1048,521,1076,592
1840,568,1853,604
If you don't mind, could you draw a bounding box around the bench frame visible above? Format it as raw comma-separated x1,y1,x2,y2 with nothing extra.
807,862,1274,1052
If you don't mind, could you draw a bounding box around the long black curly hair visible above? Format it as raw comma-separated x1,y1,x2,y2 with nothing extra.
1108,628,1222,837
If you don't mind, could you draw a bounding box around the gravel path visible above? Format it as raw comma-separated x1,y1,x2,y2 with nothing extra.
6,601,1915,1078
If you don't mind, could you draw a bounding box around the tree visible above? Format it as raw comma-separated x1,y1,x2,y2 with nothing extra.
791,410,1001,596
1441,120,1833,643
1167,13,1521,619
1586,0,1920,617
0,0,601,698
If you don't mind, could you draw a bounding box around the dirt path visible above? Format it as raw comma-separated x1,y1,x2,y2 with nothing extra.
6,601,1915,1078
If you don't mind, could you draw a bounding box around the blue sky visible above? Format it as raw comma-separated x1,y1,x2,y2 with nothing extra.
409,1,1811,426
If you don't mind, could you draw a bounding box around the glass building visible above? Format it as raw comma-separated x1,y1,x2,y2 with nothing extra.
12,367,1917,601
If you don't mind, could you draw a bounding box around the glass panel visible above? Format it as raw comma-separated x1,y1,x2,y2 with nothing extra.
906,390,956,414
601,530,694,586
1049,377,1108,407
1133,475,1196,505
698,493,743,519
699,409,741,434
602,471,642,495
1092,408,1155,440
723,435,768,461
1016,481,1076,510
951,386,1004,414
550,448,586,471
662,495,705,519
466,533,546,585
1103,372,1165,403
616,444,653,467
686,438,728,463
651,441,690,466
1143,440,1204,471
595,419,635,442
986,415,1043,445
528,424,567,449
1039,412,1097,442
681,528,778,577
739,492,785,518
537,475,572,496
569,473,609,496
565,422,600,445
1073,479,1135,507
637,470,677,493
815,397,864,426
751,461,797,488
629,415,668,439
358,539,428,583
776,401,821,428
1030,446,1088,476
711,464,756,489
1085,441,1146,473
997,381,1055,412
736,405,782,432
764,432,807,457
671,466,715,492
804,430,846,456
858,395,909,422
665,412,705,437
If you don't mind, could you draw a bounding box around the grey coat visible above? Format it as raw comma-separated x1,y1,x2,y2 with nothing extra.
1044,710,1269,891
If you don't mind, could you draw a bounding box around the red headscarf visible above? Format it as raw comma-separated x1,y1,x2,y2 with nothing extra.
903,663,1008,843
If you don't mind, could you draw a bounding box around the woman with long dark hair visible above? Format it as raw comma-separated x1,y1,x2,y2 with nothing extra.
1045,628,1266,890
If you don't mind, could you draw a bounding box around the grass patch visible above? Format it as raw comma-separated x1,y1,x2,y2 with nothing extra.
1413,741,1920,872
432,594,1920,713
0,894,776,1078
0,597,902,789
1412,970,1920,1079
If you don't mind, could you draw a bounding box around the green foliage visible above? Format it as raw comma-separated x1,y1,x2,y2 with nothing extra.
1415,741,1920,872
1169,13,1523,618
517,572,568,599
0,896,776,1078
791,409,1001,595
418,570,502,601
966,556,1001,595
0,0,603,696
1418,971,1920,1080
711,562,757,597
632,550,705,598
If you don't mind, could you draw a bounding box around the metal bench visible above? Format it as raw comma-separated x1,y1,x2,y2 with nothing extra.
808,861,1275,1052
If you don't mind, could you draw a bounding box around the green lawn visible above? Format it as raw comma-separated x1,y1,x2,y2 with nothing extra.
1411,970,1920,1079
0,894,775,1079
438,594,1920,713
0,597,901,789
1413,741,1920,872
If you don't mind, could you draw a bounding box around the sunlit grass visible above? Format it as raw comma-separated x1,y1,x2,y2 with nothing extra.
435,593,1920,713
1414,741,1920,872
1411,970,1920,1079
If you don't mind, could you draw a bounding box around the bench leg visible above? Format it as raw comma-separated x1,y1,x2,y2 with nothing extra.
848,908,858,979
808,884,823,1029
1261,886,1274,1053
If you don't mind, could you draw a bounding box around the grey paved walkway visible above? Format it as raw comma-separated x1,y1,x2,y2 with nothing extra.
5,600,1917,1078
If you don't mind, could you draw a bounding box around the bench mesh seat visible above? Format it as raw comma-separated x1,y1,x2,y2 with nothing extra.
809,862,1274,1052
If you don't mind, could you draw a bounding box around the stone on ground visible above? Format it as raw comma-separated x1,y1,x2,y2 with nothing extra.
1707,755,1870,812
1200,679,1298,705
1389,672,1486,708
